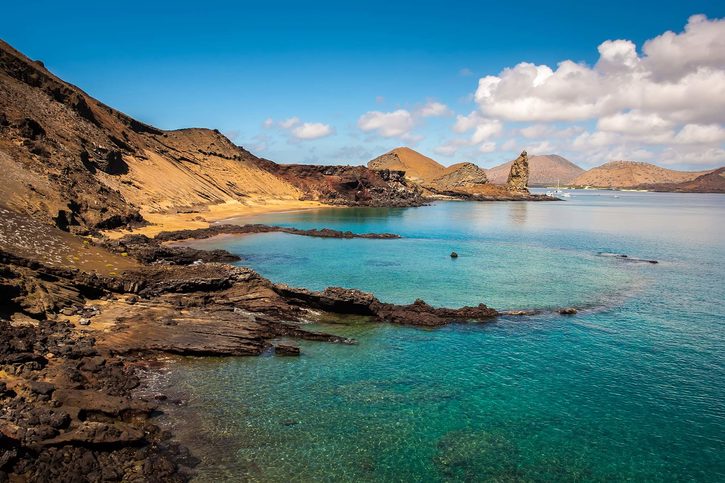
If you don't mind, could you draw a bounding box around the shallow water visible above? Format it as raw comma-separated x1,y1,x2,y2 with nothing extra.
170,190,725,481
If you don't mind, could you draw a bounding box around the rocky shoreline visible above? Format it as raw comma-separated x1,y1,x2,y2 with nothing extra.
0,222,502,481
0,215,596,480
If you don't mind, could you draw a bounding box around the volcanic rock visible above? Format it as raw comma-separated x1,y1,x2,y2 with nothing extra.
506,150,529,191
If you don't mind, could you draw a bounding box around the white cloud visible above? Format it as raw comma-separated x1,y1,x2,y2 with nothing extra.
434,139,470,156
597,111,674,135
450,111,502,144
453,111,484,133
264,117,334,141
673,123,725,144
279,117,300,129
659,146,725,166
642,14,725,81
470,119,502,144
291,122,334,140
358,109,415,138
418,101,452,117
525,140,556,154
474,15,725,125
479,142,496,153
463,15,725,170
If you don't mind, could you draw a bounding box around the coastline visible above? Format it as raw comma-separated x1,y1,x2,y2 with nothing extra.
104,198,331,240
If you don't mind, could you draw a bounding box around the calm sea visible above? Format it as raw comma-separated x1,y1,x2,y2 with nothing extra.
165,190,724,481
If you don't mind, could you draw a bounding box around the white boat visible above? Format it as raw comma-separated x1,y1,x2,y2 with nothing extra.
546,180,571,198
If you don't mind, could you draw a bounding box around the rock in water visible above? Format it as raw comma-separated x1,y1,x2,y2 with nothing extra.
450,252,458,258
507,150,529,192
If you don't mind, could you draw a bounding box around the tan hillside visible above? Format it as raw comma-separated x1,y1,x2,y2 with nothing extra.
571,161,710,188
486,154,584,186
367,147,488,188
0,39,426,236
0,39,308,233
367,147,446,182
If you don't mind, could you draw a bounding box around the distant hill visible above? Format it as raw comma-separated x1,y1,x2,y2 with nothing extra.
634,167,725,193
367,147,488,188
486,154,584,186
367,147,447,183
571,161,710,188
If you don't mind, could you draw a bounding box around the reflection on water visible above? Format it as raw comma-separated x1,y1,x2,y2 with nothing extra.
172,191,725,482
507,201,528,225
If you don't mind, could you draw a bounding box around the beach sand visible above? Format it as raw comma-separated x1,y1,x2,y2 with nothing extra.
103,198,329,239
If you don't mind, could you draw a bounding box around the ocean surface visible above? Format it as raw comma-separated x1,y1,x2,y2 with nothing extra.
165,190,725,481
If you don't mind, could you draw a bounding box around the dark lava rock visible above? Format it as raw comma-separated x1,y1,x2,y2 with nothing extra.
39,421,144,447
559,307,578,315
450,251,458,258
27,381,55,396
274,344,301,356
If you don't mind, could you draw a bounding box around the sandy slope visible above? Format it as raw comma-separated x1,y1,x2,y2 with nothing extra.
367,147,446,182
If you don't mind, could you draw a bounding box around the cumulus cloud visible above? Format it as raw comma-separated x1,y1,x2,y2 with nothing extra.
279,117,301,129
358,109,415,138
479,142,496,153
525,140,556,154
462,14,725,169
673,123,725,144
475,15,725,126
451,111,502,145
477,14,725,126
291,122,334,140
265,117,334,141
418,101,452,117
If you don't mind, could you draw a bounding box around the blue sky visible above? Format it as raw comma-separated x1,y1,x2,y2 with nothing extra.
2,1,724,169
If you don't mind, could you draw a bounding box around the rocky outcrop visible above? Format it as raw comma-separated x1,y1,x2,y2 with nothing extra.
506,151,529,191
0,319,190,481
252,159,426,207
485,154,584,186
366,147,551,200
153,224,401,242
431,162,488,189
274,286,499,327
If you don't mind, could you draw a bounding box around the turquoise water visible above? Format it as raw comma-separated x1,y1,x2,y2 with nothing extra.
170,191,724,481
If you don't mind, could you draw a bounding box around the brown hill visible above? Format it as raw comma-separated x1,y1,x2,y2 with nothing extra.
367,147,489,189
571,161,710,188
367,147,447,183
635,167,725,193
0,39,422,234
486,154,584,186
366,147,554,200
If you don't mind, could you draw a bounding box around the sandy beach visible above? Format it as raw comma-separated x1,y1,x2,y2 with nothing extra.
104,198,329,239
